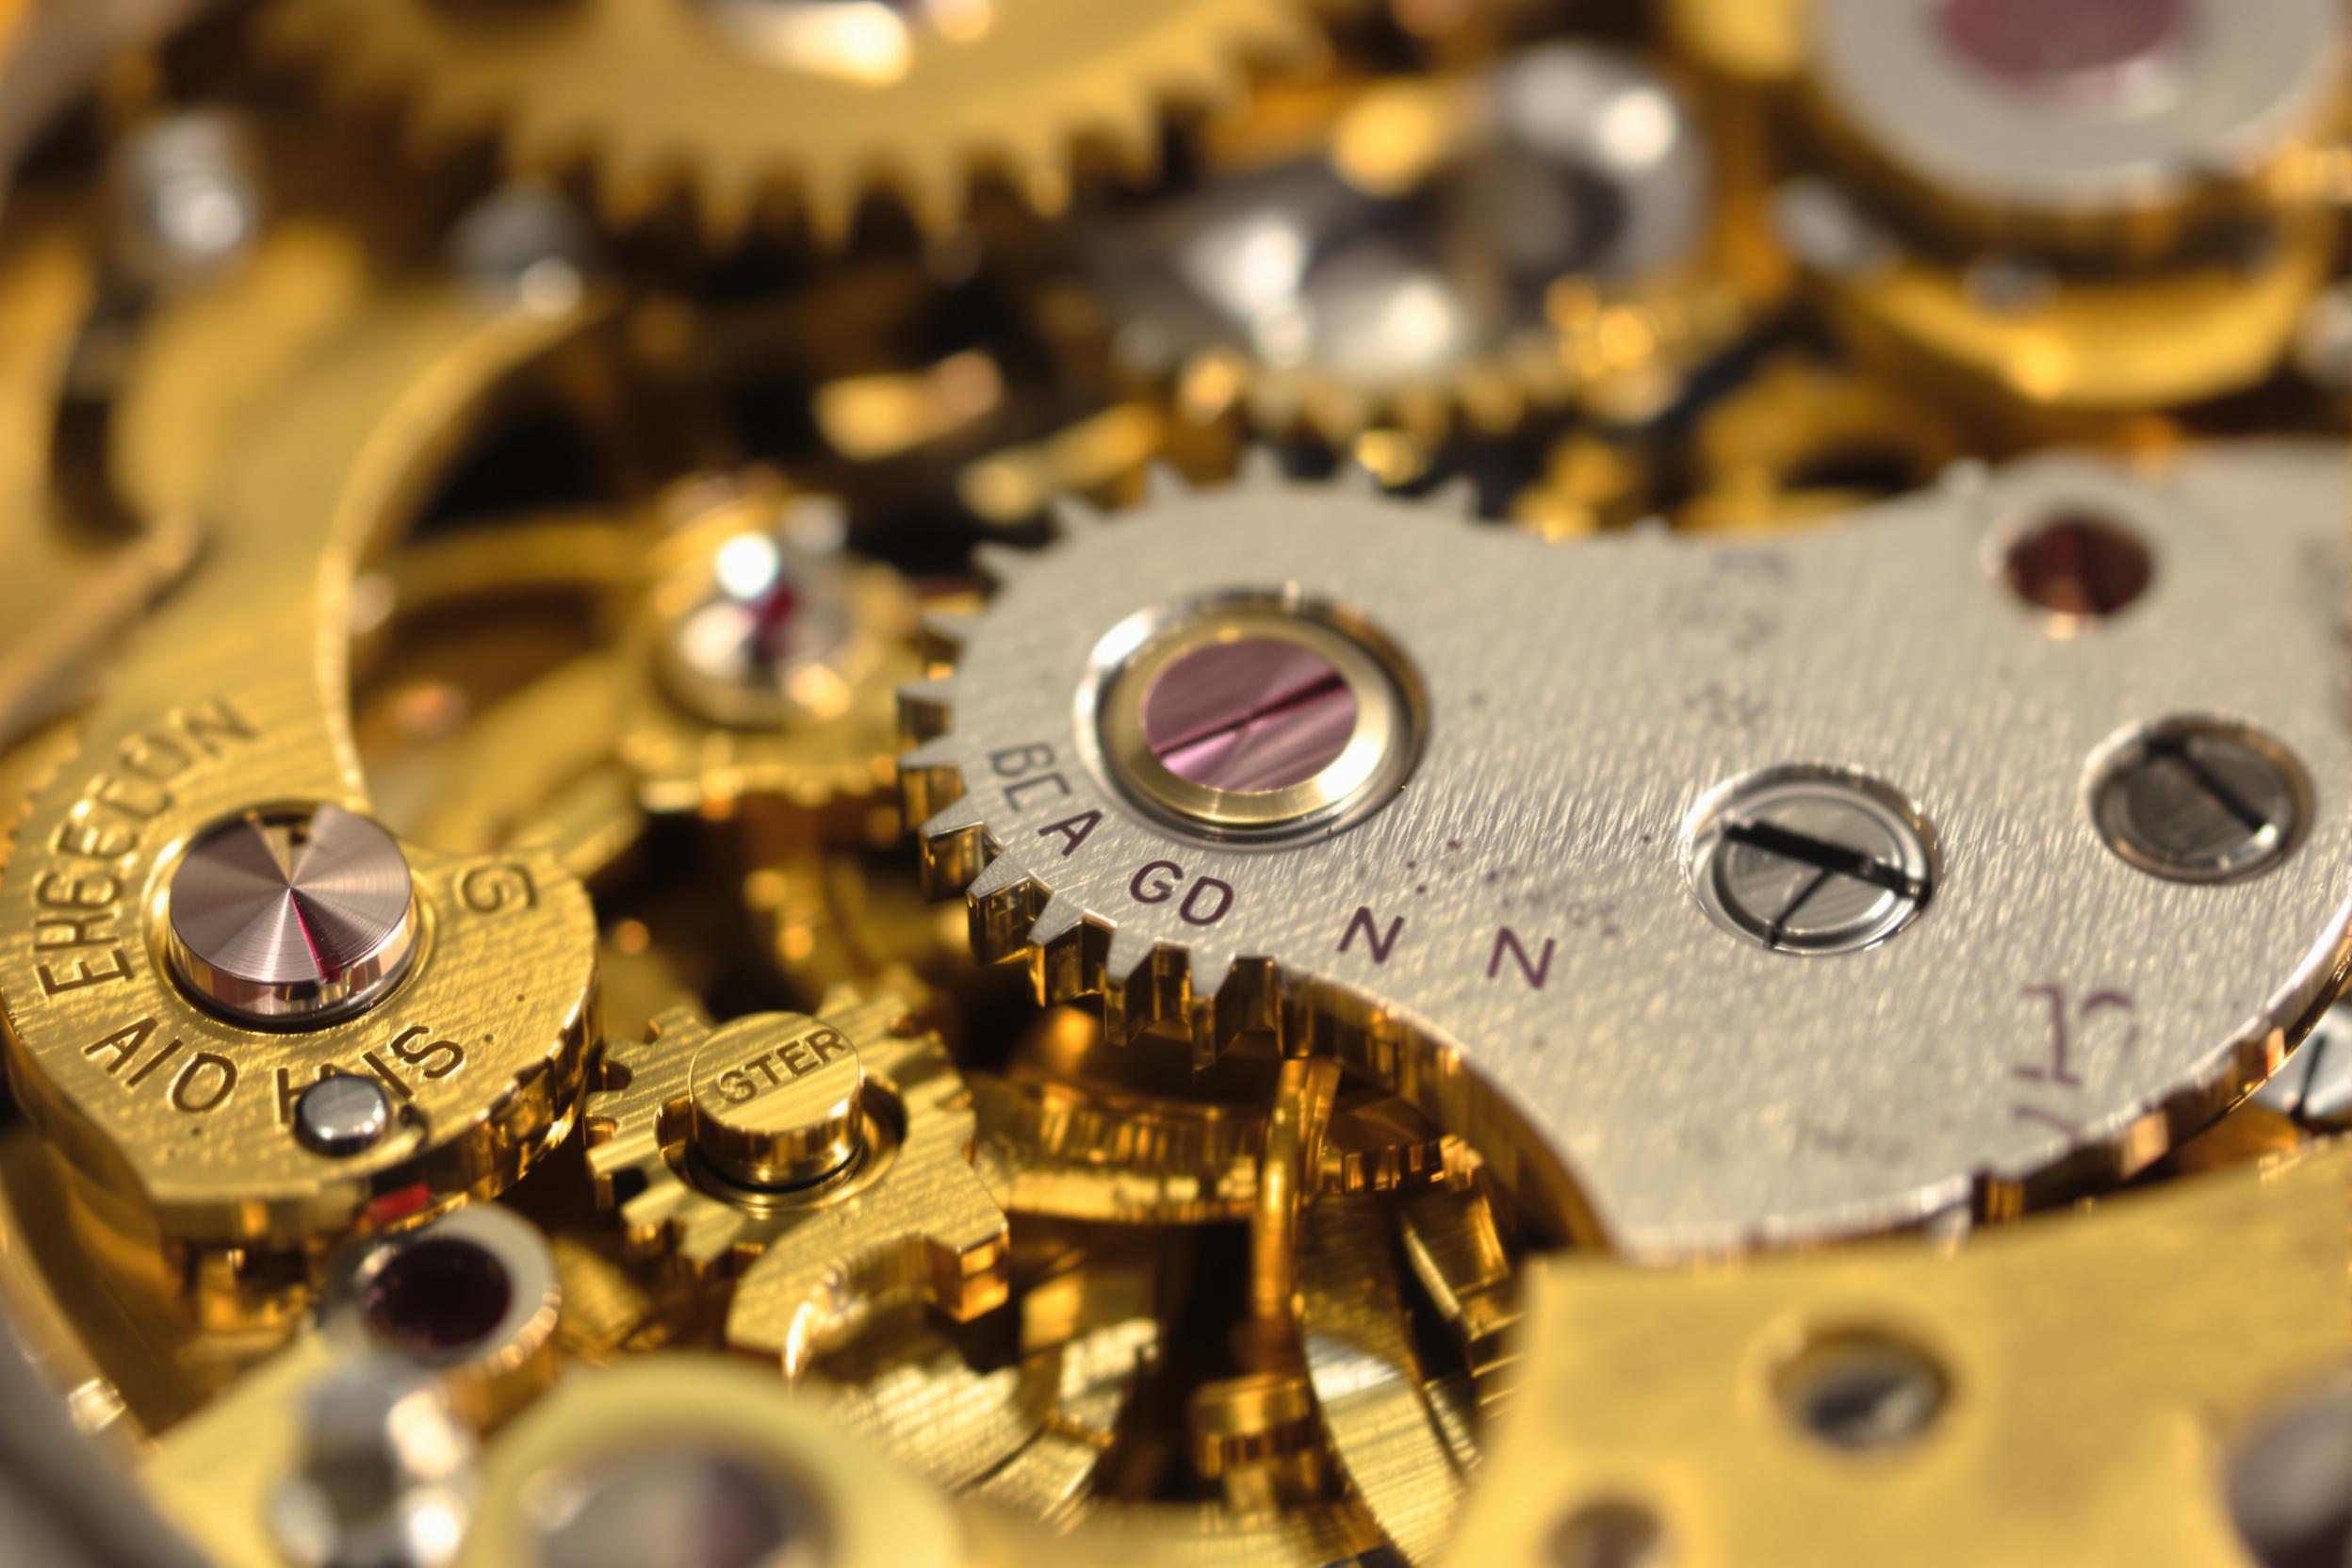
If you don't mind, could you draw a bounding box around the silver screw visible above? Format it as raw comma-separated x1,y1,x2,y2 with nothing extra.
1688,770,1936,955
2092,719,2307,885
1781,1333,1946,1452
270,1357,477,1568
295,1075,393,1158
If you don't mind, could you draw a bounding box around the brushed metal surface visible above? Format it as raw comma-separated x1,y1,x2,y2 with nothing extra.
916,444,2352,1253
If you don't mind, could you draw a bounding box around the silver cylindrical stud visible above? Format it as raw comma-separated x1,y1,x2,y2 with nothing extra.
165,803,418,1027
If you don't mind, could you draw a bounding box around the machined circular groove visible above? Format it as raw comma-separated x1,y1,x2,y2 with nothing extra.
1091,599,1422,842
163,802,420,1028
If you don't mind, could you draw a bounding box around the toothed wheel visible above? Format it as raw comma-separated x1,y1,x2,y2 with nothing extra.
266,0,1325,245
901,448,2352,1254
585,988,1009,1374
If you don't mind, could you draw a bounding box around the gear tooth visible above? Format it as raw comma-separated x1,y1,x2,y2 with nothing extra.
1144,50,1245,118
969,542,1032,589
1245,379,1304,433
896,735,961,774
1017,157,1073,222
1427,475,1480,516
1333,458,1382,497
919,611,984,658
902,161,972,237
1102,926,1160,988
400,81,498,158
588,146,675,233
1027,902,1096,1006
895,742,964,831
1187,948,1237,1003
920,793,990,840
1216,955,1282,1045
967,856,1048,960
1100,941,1181,1045
646,1005,708,1044
1144,462,1190,504
1030,892,1089,946
1086,94,1164,186
919,821,990,899
897,677,958,740
967,854,1030,900
800,171,860,249
1048,494,1107,536
1240,447,1287,486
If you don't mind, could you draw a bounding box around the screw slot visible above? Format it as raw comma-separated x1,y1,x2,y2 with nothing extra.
1685,767,1936,956
1778,1329,1948,1452
1091,596,1422,843
2089,716,2309,885
2000,510,2154,626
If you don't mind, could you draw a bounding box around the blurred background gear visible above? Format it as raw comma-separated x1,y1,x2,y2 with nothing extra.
5,2,2352,1567
267,0,1329,244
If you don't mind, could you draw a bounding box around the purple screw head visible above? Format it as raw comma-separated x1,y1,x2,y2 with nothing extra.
1938,0,2191,90
1142,638,1358,792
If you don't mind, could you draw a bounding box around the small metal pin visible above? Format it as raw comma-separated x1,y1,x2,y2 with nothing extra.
294,1075,393,1158
2092,718,2308,885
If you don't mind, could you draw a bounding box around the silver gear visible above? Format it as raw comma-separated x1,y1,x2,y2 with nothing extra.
903,446,2352,1254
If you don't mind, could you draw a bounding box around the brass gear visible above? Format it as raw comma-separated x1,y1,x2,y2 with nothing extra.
266,0,1327,245
583,988,1010,1375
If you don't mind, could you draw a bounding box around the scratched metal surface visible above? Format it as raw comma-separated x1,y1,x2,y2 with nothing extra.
919,444,2352,1254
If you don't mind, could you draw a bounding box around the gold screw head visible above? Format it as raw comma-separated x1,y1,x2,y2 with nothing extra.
687,1014,866,1189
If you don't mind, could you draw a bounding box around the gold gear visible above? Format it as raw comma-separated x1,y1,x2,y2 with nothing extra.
583,988,1010,1376
973,1009,1462,1227
1806,217,2339,426
266,0,1326,245
811,1259,1161,1515
0,283,605,1253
